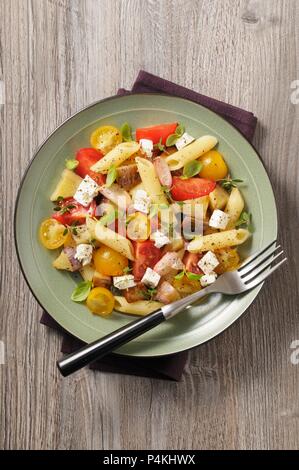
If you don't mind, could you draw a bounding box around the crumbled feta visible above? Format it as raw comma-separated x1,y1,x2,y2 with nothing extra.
133,189,151,214
74,175,100,207
140,139,153,158
152,230,170,249
200,272,218,287
209,209,230,230
198,251,219,274
113,275,136,290
141,267,161,288
74,244,93,266
175,132,195,150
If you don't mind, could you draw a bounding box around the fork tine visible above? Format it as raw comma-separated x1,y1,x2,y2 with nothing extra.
240,245,281,277
238,239,277,272
242,250,284,283
244,257,287,290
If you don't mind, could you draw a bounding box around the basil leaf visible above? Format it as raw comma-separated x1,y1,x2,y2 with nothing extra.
186,272,203,281
105,165,117,187
63,228,68,236
121,122,132,142
175,123,185,137
181,160,202,179
65,159,79,170
71,281,92,302
174,270,185,280
54,196,64,202
166,133,178,147
236,211,253,232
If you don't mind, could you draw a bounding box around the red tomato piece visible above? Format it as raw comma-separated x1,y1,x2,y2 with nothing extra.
183,252,203,275
52,197,96,226
75,148,106,185
136,122,178,145
170,176,216,201
133,240,162,281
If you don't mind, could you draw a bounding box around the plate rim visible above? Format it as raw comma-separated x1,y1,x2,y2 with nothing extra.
14,92,278,356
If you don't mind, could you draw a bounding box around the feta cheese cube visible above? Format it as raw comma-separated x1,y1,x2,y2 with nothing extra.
152,230,170,249
141,267,161,288
209,209,230,230
198,251,219,274
74,244,93,266
140,139,153,157
175,132,195,150
74,174,100,207
133,189,151,214
113,275,136,290
200,272,218,287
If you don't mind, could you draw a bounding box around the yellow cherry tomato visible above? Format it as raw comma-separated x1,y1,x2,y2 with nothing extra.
90,125,122,154
199,150,228,181
39,218,68,250
93,246,128,276
86,287,115,316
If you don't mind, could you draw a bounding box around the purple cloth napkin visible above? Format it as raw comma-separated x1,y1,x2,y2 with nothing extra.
41,70,257,380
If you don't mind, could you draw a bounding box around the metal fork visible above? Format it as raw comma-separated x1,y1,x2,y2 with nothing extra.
57,240,286,376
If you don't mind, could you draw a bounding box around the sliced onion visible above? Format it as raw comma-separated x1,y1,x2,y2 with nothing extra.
153,157,172,188
155,281,180,304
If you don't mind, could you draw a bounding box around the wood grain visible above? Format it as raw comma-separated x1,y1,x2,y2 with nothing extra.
1,0,299,450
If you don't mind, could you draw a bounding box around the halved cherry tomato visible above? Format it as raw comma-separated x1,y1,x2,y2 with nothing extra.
52,197,96,226
199,150,228,181
39,218,68,250
75,148,106,185
86,287,115,316
136,122,178,145
93,246,128,276
170,176,216,201
90,125,122,154
133,240,162,281
183,252,203,275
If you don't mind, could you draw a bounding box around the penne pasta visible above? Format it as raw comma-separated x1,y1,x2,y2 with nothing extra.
166,135,218,171
224,187,244,229
114,296,163,316
187,228,250,253
182,195,209,219
90,142,140,173
95,222,135,260
135,157,168,205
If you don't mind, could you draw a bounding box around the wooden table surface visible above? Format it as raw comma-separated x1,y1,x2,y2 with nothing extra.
1,0,299,450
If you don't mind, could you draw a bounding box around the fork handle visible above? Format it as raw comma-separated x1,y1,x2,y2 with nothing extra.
57,286,212,377
57,309,165,377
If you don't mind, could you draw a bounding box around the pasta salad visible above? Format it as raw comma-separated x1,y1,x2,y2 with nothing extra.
39,122,252,317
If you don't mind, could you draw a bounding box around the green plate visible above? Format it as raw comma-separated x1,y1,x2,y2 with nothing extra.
14,94,277,357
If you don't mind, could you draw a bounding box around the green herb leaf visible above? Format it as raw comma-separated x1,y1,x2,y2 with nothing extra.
166,133,178,147
121,122,133,142
100,209,118,226
54,196,64,203
236,211,253,232
63,228,68,236
154,137,165,152
175,123,185,137
123,266,133,274
219,178,244,191
146,288,157,300
174,270,185,280
105,165,117,188
65,159,79,171
53,206,61,211
186,271,203,281
181,160,202,179
71,281,92,302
